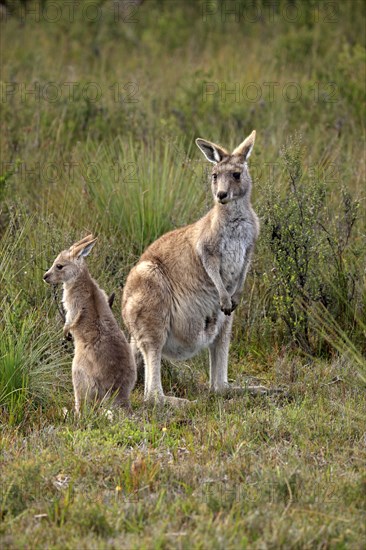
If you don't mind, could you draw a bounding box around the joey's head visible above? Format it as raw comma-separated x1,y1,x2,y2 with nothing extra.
196,130,256,205
43,234,97,285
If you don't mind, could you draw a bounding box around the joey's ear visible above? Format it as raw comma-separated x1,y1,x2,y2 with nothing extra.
69,234,94,251
76,238,97,259
195,138,229,164
232,130,256,161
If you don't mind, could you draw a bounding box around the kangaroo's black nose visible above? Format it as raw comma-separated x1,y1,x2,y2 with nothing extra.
217,191,228,201
43,273,49,281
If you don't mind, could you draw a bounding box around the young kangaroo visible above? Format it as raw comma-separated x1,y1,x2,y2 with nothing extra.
44,235,136,413
122,131,264,406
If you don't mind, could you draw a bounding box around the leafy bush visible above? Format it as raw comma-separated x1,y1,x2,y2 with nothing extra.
256,134,362,352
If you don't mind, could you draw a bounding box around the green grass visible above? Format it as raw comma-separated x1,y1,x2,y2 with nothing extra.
1,0,365,548
1,368,365,548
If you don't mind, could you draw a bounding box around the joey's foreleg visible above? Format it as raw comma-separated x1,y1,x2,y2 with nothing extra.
63,310,83,338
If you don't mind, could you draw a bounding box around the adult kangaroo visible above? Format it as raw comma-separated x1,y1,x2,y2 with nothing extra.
122,130,261,406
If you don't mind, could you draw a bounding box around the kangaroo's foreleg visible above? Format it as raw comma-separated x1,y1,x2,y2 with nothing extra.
63,309,83,338
230,249,253,312
198,243,232,315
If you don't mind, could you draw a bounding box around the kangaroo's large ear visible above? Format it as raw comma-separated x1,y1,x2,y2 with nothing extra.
232,130,256,161
70,235,97,259
195,138,229,164
69,234,94,251
77,238,97,259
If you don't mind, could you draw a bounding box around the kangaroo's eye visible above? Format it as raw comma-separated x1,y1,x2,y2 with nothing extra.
212,173,217,181
233,172,241,180
56,264,63,270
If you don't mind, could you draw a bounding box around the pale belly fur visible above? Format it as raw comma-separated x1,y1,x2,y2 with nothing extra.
162,240,248,360
162,287,228,361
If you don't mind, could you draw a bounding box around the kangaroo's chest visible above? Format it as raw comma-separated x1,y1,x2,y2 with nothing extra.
219,225,252,286
62,289,79,324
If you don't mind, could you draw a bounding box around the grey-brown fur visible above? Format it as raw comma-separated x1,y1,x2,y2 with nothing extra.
44,235,136,413
122,131,261,406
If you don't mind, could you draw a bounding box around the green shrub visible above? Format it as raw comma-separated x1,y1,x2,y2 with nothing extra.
256,134,362,352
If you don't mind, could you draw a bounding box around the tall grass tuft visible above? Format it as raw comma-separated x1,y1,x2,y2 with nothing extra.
67,136,207,253
305,300,366,386
0,306,70,425
0,213,70,424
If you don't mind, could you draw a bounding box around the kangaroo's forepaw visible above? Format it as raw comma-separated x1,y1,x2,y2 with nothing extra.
230,300,239,313
220,294,233,316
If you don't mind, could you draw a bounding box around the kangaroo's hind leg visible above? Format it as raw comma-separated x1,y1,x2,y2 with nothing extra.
123,266,191,407
130,336,145,385
209,314,269,396
139,345,164,402
209,314,233,392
